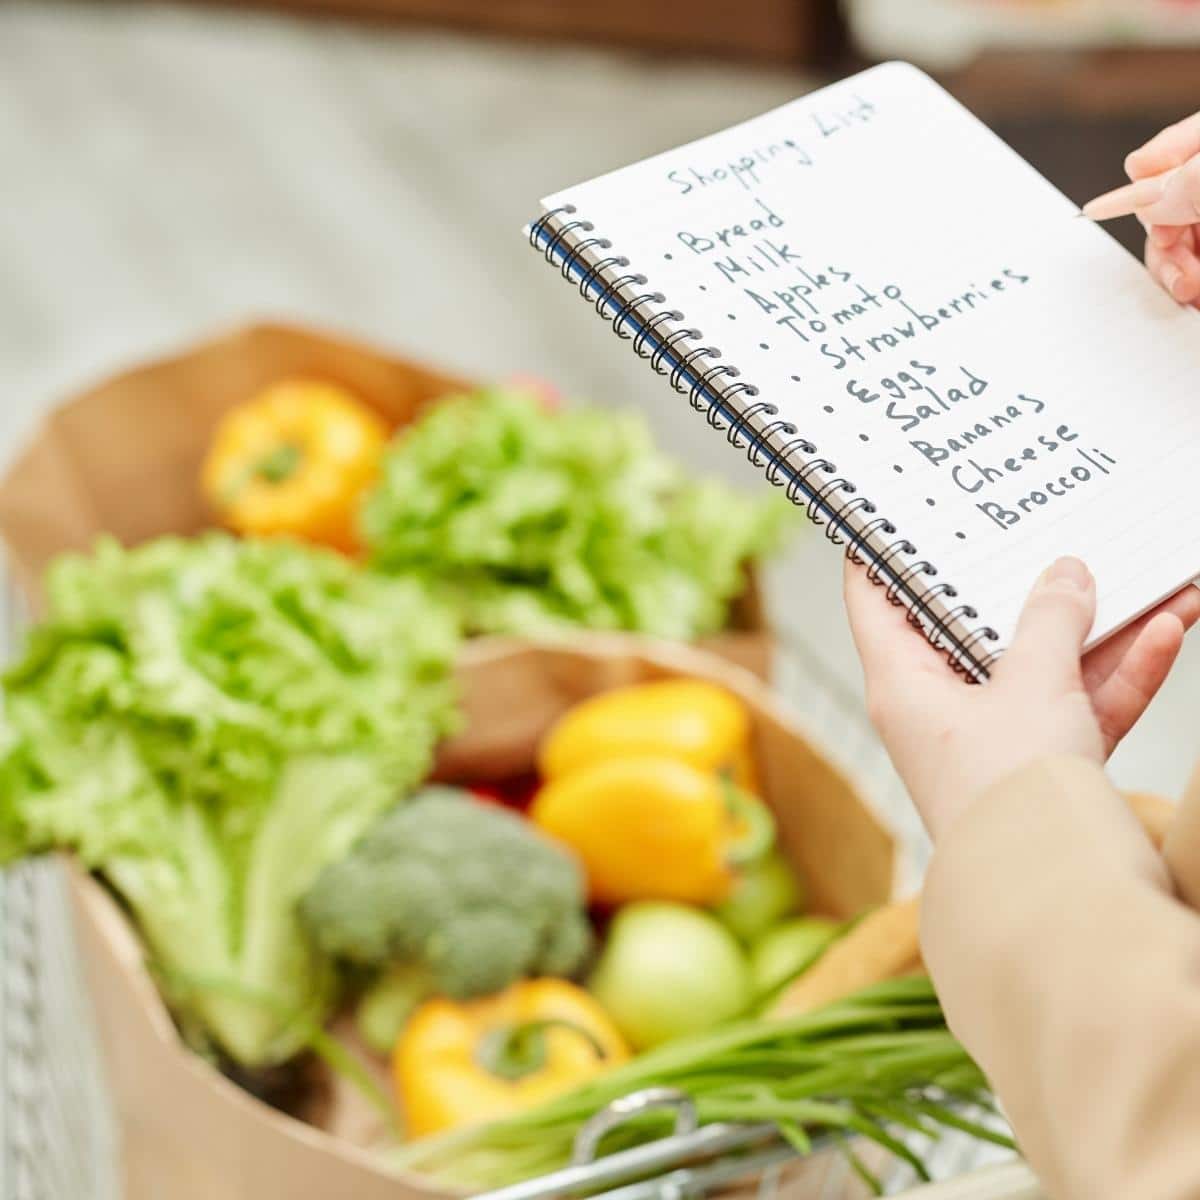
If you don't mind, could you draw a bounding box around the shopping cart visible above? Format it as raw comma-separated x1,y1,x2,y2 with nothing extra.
0,562,1023,1200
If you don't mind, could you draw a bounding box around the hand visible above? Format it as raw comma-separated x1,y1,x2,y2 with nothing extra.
1126,113,1200,307
845,556,1200,841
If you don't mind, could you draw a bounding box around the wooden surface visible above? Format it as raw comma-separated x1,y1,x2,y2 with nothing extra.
212,0,841,62
950,48,1200,118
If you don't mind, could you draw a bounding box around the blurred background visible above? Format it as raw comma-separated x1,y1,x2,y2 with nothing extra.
1,0,1198,795
1,4,1199,1197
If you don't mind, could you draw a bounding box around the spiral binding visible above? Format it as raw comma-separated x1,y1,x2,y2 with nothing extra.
528,207,1002,681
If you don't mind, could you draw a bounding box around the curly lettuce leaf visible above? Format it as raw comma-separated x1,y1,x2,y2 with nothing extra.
361,389,792,638
0,534,460,1065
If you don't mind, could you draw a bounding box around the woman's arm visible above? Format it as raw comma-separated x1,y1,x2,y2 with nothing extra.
923,756,1200,1200
845,559,1200,1199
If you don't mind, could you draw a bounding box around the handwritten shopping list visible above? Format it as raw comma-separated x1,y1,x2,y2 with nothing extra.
544,63,1200,649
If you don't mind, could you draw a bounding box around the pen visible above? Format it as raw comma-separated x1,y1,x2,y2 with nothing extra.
1082,165,1194,224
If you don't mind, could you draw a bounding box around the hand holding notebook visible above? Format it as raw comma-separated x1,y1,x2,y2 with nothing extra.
525,63,1200,681
847,552,1200,835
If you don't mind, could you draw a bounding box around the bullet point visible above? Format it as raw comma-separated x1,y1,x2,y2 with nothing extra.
790,375,801,382
727,313,737,320
759,343,770,350
664,253,673,260
893,465,903,474
858,433,870,442
955,531,966,540
925,497,935,507
698,284,707,291
823,405,834,413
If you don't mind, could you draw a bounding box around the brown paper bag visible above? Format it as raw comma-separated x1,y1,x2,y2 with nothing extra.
0,321,772,674
0,322,467,598
0,324,857,1195
63,637,895,1200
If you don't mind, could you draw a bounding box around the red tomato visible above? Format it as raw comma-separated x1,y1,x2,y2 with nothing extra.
506,374,562,412
469,783,507,805
469,774,540,811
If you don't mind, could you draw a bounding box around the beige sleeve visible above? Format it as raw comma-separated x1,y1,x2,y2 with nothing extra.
920,756,1200,1200
1166,761,1200,913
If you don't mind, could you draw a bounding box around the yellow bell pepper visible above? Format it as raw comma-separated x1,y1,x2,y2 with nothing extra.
202,379,388,553
538,680,757,791
531,756,774,907
394,979,628,1137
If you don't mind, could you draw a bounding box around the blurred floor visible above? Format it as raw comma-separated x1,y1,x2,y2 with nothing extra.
0,0,1195,800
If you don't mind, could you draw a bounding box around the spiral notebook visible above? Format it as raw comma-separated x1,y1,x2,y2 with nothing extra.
525,62,1200,681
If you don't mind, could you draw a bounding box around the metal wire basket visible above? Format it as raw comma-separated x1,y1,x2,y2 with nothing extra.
0,564,1011,1199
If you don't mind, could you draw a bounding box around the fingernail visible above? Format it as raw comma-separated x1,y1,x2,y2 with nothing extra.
1124,151,1141,177
1044,556,1091,590
1163,264,1185,298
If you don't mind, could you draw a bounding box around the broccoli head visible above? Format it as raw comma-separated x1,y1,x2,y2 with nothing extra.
299,787,593,1000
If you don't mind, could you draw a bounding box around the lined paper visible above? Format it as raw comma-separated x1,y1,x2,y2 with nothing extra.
541,62,1200,653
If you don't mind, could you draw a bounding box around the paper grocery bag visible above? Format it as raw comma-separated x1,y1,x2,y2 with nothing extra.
64,636,895,1200
0,322,467,600
0,321,773,675
436,637,896,916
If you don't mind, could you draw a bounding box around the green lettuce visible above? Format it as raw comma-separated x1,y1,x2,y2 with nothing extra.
0,534,459,1066
361,389,792,639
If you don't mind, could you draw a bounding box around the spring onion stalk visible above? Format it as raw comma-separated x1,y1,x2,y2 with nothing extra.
392,977,1012,1190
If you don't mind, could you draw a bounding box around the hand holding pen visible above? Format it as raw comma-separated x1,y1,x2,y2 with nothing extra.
1084,112,1200,308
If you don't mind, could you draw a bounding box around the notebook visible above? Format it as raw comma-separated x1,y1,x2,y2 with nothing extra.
524,62,1200,681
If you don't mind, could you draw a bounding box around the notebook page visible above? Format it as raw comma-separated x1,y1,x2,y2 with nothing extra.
541,62,1200,653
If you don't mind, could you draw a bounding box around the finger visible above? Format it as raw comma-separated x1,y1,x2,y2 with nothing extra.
1145,237,1198,302
995,557,1096,690
1092,612,1186,755
1187,229,1200,309
1137,160,1200,228
1156,236,1200,304
843,557,946,682
1145,237,1173,294
1150,223,1183,249
1181,226,1200,307
1166,241,1200,304
1126,112,1200,180
1146,235,1164,284
843,555,904,670
1083,173,1175,222
1082,584,1200,690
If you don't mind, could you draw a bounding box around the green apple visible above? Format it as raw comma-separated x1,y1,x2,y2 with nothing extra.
590,902,751,1050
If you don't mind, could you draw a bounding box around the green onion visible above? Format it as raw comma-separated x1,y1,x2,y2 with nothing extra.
392,976,1011,1191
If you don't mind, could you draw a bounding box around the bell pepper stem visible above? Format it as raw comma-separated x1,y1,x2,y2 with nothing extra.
220,442,305,506
721,779,776,868
254,442,304,484
475,1019,608,1083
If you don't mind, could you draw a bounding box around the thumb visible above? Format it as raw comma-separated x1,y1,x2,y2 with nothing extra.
996,557,1096,689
